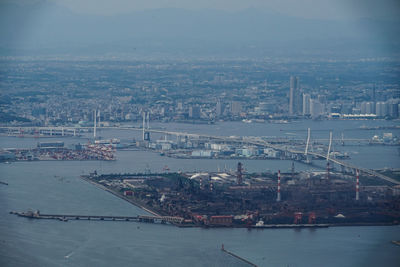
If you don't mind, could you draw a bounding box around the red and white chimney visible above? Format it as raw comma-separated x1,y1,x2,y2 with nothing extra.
356,169,360,201
277,170,281,202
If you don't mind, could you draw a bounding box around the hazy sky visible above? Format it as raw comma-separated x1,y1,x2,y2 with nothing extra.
1,0,398,57
52,0,400,20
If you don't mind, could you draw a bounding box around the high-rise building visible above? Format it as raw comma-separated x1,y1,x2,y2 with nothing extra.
189,106,201,119
398,104,400,118
216,101,223,117
317,95,327,104
361,101,375,114
310,99,324,118
258,102,275,113
177,102,183,111
387,102,399,118
302,93,311,115
289,76,302,115
376,102,388,117
341,103,353,115
231,101,242,115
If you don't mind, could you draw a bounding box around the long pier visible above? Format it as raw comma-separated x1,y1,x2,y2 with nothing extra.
10,211,184,224
251,223,329,229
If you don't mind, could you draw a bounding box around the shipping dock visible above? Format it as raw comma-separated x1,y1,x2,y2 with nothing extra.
3,141,116,161
10,210,332,229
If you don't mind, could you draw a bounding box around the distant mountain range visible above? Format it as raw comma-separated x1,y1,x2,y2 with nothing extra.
1,1,399,58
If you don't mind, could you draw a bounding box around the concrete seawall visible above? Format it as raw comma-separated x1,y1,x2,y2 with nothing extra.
80,175,161,216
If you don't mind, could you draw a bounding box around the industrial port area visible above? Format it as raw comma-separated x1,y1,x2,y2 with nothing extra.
2,119,398,164
0,141,116,161
2,2,400,265
3,121,400,230
76,163,400,228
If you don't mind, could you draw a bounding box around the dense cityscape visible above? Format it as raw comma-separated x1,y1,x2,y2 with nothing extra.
1,58,399,127
1,1,400,267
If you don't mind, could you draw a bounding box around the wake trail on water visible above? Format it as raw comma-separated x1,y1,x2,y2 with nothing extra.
64,251,74,259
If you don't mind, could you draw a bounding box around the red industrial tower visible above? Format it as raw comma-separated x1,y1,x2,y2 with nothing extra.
294,212,303,224
308,212,316,224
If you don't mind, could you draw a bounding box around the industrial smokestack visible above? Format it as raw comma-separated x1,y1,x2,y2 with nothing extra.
356,169,360,201
237,162,243,185
277,170,281,202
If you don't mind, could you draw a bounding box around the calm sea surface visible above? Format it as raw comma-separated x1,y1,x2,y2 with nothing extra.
1,120,399,266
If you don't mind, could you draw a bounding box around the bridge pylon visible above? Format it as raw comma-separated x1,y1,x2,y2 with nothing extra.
142,112,151,141
326,131,333,179
305,154,312,164
304,128,312,164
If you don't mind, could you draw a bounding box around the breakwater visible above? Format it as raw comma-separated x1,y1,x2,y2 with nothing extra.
221,244,258,267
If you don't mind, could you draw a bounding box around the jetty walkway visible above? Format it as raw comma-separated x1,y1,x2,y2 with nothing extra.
10,210,184,224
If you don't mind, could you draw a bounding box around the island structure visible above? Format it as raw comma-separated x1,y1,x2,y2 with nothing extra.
80,163,400,228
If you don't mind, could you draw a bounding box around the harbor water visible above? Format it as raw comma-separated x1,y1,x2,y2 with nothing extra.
1,120,399,266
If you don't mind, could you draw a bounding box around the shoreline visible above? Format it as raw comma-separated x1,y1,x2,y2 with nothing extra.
80,175,161,216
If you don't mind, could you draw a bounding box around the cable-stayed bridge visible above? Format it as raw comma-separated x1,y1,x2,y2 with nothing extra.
1,125,398,185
